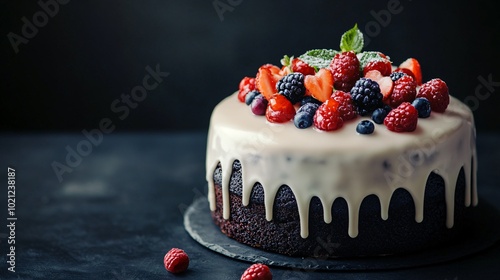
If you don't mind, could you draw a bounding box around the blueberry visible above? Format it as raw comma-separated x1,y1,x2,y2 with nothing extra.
371,108,388,124
300,96,322,107
356,120,375,134
250,95,268,115
412,97,431,118
294,103,319,129
245,90,261,105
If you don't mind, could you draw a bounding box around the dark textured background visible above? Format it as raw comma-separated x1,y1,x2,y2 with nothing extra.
2,0,500,132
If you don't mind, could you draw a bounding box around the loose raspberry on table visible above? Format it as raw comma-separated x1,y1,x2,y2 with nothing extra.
384,102,418,132
276,73,306,104
164,248,189,274
416,78,449,113
266,94,296,123
350,78,383,116
241,263,272,280
387,75,417,108
331,90,357,120
313,98,343,131
329,51,360,92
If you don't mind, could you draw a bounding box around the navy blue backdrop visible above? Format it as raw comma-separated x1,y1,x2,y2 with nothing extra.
2,0,499,132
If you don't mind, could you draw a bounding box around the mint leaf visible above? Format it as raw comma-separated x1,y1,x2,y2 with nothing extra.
299,49,339,70
340,24,364,53
357,51,391,69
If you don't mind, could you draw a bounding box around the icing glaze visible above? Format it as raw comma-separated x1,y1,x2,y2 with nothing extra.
206,93,477,238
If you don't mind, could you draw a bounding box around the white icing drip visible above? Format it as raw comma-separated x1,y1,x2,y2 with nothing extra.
206,93,477,239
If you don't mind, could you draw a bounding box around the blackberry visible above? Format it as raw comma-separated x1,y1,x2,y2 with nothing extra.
356,120,375,134
276,73,305,104
294,102,319,129
389,71,406,82
350,78,383,116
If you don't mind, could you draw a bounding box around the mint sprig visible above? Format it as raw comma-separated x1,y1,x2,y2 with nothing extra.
299,49,339,70
340,24,364,53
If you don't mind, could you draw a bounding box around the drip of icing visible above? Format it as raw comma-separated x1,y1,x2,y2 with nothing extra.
206,93,477,239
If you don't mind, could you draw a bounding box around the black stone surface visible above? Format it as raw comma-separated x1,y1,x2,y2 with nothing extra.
0,132,499,279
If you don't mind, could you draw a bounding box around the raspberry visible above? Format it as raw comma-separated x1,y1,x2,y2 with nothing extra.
387,75,417,108
266,94,295,123
350,78,383,115
416,78,450,113
164,248,189,274
384,102,418,132
313,98,343,131
294,102,319,129
331,90,357,120
241,263,272,280
238,77,256,102
276,73,306,104
329,51,360,92
291,58,316,76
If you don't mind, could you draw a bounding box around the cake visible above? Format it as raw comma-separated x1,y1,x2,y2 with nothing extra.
205,25,477,258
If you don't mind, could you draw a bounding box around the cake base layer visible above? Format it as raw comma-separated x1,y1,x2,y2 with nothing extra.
211,161,470,258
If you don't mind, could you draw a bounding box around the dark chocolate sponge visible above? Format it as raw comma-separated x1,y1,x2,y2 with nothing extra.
211,160,471,258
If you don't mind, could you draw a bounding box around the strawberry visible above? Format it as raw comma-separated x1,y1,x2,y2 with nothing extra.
416,78,449,112
364,69,384,82
384,102,418,132
164,248,189,274
291,58,316,76
266,94,295,123
386,75,417,108
331,91,357,120
256,64,282,100
313,98,343,131
238,77,256,102
378,76,394,102
398,58,422,85
304,68,334,102
363,59,392,76
330,51,360,92
241,263,272,280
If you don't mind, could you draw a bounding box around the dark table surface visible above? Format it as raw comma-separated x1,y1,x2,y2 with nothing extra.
0,132,499,280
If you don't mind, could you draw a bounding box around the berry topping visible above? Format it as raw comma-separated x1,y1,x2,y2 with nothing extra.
389,71,407,82
313,98,343,131
266,94,295,123
350,78,383,115
291,57,316,76
387,75,417,108
412,97,432,118
256,64,282,100
238,77,256,103
164,248,189,274
241,263,272,280
371,107,390,124
330,51,360,92
398,58,422,85
276,73,306,104
356,120,375,134
416,78,450,113
250,94,268,116
384,102,418,132
245,90,261,105
377,76,394,102
331,90,357,120
294,102,320,129
304,68,334,102
364,69,384,82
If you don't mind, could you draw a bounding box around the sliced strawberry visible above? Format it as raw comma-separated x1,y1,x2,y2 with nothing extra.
363,60,392,76
304,69,334,103
292,58,316,76
364,69,383,82
398,58,422,85
378,76,394,102
256,65,281,100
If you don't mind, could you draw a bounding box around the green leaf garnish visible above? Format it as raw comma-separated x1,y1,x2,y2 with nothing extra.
299,49,339,70
340,24,364,53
